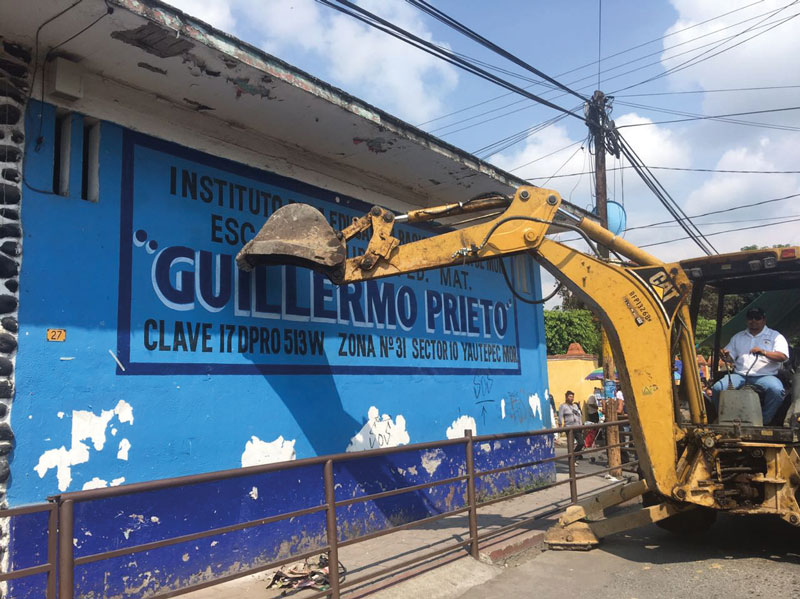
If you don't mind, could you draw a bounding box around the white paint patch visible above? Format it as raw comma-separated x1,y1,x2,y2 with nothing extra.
82,477,108,490
150,516,160,523
117,439,131,461
480,443,492,453
111,427,118,436
111,477,126,487
34,401,135,491
446,415,477,439
249,487,259,500
529,393,542,420
210,541,218,547
501,398,506,419
57,412,65,419
241,435,296,467
115,400,134,424
421,448,444,477
181,553,190,562
346,406,410,452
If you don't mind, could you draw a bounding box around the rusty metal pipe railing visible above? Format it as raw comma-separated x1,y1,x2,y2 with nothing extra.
0,503,58,598
5,419,638,599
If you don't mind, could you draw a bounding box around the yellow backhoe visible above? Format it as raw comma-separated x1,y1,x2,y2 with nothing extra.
237,186,800,548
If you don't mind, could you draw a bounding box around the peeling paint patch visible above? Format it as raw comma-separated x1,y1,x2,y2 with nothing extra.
346,406,409,452
118,438,131,460
33,401,135,491
352,137,392,153
446,415,477,439
501,398,506,419
111,23,193,58
241,435,296,467
480,443,491,453
82,477,108,490
137,62,167,75
249,487,258,500
182,54,220,77
228,76,273,98
420,449,444,477
529,393,542,420
183,98,214,111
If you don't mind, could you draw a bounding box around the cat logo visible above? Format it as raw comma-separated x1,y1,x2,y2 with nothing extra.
630,266,683,325
647,271,680,303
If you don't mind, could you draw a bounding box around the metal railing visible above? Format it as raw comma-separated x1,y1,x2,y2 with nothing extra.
3,420,636,599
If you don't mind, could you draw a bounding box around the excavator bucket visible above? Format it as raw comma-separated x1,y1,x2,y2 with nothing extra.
236,204,346,283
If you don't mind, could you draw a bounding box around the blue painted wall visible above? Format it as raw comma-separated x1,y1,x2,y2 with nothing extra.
9,102,554,596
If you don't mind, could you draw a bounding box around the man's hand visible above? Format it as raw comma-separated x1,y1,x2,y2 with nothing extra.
750,347,764,356
720,348,734,364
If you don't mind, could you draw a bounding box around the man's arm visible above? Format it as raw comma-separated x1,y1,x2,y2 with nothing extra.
720,336,739,364
751,333,789,363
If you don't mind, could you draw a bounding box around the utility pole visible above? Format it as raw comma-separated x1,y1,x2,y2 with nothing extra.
588,90,622,477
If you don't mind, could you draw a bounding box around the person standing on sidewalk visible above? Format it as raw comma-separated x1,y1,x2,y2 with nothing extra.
558,391,585,459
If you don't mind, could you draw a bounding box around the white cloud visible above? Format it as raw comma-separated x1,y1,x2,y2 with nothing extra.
164,0,460,123
162,0,236,32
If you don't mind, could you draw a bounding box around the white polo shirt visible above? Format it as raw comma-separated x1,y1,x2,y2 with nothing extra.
725,325,789,376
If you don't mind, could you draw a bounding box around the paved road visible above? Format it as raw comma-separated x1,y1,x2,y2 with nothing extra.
456,513,800,599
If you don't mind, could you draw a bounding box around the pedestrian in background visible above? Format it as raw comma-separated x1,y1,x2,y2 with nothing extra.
558,390,585,459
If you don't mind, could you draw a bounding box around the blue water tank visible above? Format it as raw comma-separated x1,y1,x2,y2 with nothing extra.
591,202,627,235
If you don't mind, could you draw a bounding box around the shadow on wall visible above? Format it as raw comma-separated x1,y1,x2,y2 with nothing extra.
261,367,463,539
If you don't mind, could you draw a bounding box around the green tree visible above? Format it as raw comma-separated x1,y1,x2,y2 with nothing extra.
694,315,717,353
543,309,601,355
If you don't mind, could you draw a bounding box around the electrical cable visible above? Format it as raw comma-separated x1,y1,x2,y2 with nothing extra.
23,0,112,196
316,0,589,124
498,257,563,305
405,0,589,103
616,100,800,132
616,133,717,255
540,144,585,188
613,0,800,93
616,105,800,130
618,84,800,98
557,191,800,244
416,0,767,129
526,166,800,180
426,4,791,139
638,215,800,248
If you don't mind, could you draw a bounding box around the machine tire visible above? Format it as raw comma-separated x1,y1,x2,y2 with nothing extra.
641,491,717,534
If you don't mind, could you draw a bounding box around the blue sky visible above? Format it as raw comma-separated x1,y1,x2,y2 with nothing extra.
164,0,800,264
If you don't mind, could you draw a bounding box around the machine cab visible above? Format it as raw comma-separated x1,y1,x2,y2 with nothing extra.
681,246,800,439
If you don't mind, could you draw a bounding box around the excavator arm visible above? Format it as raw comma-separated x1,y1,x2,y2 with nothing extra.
238,186,706,501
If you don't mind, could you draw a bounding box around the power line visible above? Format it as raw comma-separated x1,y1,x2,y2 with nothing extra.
616,105,800,129
641,212,800,228
616,132,717,254
614,0,800,93
615,100,800,132
617,84,800,98
526,166,800,180
316,0,588,124
429,7,798,152
638,215,800,248
558,191,800,243
416,0,767,128
426,3,789,137
405,0,589,103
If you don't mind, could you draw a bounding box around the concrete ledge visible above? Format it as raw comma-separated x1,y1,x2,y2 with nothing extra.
478,528,546,564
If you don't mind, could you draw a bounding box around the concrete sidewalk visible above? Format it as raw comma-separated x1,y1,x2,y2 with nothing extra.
182,450,634,599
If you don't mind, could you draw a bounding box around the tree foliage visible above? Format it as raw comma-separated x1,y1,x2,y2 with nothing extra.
543,309,601,355
694,315,717,353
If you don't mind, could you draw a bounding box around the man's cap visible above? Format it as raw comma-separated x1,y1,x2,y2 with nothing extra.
746,307,766,319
